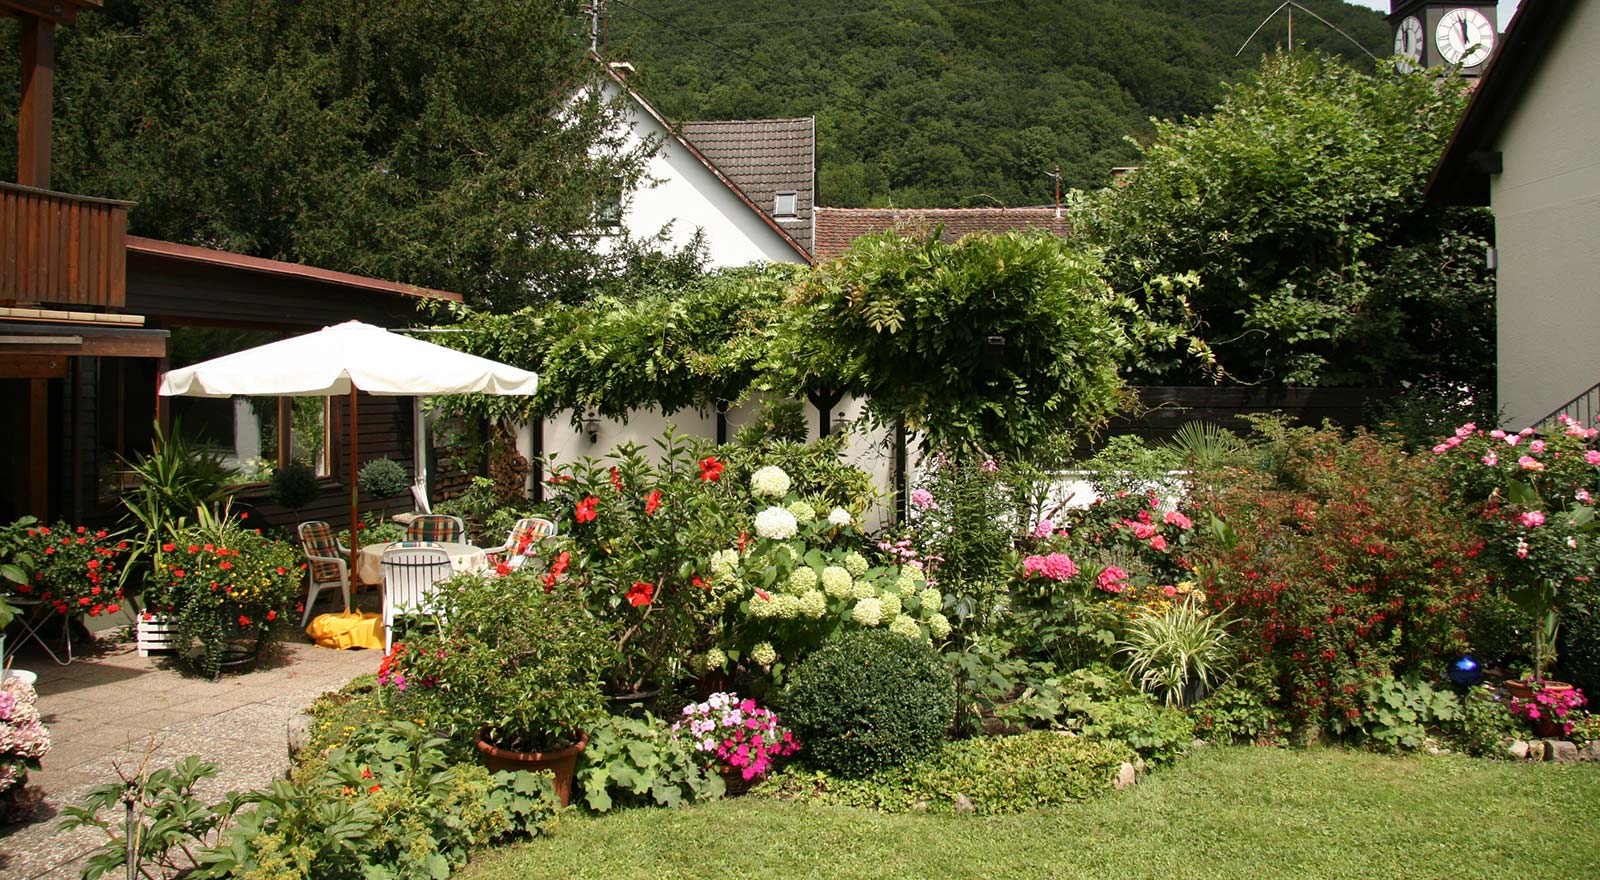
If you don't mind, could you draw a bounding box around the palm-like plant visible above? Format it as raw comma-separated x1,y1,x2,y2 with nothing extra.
1118,596,1234,707
119,421,238,588
1161,420,1246,472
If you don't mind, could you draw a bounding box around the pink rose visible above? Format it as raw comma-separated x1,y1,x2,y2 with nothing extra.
1530,439,1547,453
1518,456,1545,471
1163,510,1193,529
1517,510,1546,527
1586,450,1600,466
1149,535,1168,551
1481,451,1498,466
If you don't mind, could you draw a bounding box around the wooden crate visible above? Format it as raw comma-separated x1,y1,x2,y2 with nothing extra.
136,614,181,657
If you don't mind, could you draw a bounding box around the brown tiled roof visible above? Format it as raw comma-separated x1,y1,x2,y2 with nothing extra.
680,118,815,255
812,206,1072,261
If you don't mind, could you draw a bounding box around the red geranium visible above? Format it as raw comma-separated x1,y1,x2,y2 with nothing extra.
575,495,599,523
626,580,656,607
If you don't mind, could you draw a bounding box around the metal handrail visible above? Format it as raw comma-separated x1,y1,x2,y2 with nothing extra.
1536,380,1600,429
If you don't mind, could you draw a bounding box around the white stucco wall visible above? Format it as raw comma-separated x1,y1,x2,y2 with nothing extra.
1491,0,1600,428
601,81,808,269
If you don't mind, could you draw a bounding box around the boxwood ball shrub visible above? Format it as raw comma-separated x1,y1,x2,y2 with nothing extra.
780,630,954,777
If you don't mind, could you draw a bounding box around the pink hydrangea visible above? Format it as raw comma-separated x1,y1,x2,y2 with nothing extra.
1096,566,1130,593
1023,553,1078,581
1163,510,1193,530
1031,518,1054,539
909,489,938,510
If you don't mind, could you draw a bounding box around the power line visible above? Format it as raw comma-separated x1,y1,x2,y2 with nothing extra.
608,0,1033,190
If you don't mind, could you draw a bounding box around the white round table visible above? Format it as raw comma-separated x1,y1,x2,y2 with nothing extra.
356,541,487,586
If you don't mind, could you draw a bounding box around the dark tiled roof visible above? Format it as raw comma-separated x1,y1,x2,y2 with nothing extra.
812,206,1072,261
680,118,815,255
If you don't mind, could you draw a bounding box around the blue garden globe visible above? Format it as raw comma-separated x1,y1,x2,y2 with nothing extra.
1449,655,1483,686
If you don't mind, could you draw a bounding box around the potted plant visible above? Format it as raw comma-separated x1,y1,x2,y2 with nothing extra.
1507,681,1587,738
141,506,302,678
7,523,128,650
668,691,798,794
386,568,613,806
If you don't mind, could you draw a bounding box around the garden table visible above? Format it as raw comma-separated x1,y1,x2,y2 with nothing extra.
355,541,486,587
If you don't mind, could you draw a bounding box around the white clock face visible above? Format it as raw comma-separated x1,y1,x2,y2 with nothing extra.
1435,8,1495,67
1395,16,1425,63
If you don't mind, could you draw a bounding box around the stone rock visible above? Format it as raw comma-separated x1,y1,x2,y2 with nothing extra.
1114,762,1137,791
1507,739,1530,760
953,793,976,815
286,715,311,759
911,800,930,812
1547,740,1579,764
1191,738,1209,749
1578,741,1600,763
1528,740,1548,762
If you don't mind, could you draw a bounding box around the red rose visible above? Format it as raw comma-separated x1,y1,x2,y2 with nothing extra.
267,610,276,621
162,543,176,552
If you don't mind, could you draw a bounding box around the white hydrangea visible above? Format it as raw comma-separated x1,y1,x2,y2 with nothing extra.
798,590,828,618
820,566,854,598
786,500,817,523
709,548,741,582
852,597,884,627
704,647,728,671
750,465,792,499
748,592,777,618
828,507,853,527
750,641,778,667
773,594,803,619
789,566,819,593
905,565,927,586
927,612,952,640
754,506,798,540
843,551,869,577
894,570,919,595
917,587,943,612
879,592,903,618
888,613,921,639
852,578,877,600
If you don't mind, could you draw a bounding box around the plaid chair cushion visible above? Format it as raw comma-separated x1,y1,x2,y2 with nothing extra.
508,518,559,556
299,522,344,583
406,515,464,543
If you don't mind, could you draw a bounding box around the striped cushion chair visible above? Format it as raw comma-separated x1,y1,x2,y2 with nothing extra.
405,514,465,544
297,521,351,627
484,518,560,570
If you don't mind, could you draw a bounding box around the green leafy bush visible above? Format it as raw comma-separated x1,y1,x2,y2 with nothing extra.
1444,686,1522,757
358,457,411,500
1331,676,1460,751
780,630,954,777
576,713,725,811
1078,695,1194,766
268,461,321,510
761,732,1135,815
1192,673,1286,745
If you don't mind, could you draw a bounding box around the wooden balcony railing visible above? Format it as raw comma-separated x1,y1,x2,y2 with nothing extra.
1,181,131,310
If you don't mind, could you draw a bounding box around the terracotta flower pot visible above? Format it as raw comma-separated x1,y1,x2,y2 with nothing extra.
1505,679,1578,739
476,729,587,807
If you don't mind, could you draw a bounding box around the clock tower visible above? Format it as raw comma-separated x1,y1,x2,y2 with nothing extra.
1389,1,1499,74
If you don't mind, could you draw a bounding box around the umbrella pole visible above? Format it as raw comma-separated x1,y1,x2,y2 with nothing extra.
348,387,359,611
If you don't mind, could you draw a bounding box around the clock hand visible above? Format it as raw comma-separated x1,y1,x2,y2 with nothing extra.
1460,17,1469,46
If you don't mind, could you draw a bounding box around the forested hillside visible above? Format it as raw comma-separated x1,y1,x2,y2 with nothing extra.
607,0,1390,205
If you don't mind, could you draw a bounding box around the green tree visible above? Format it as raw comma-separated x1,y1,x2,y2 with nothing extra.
768,230,1142,456
1079,52,1494,391
0,0,652,311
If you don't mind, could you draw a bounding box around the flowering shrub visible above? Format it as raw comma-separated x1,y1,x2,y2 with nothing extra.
8,522,127,617
896,453,1017,635
1508,684,1587,737
1191,428,1488,733
671,692,799,782
0,676,49,819
1430,417,1600,679
141,512,302,679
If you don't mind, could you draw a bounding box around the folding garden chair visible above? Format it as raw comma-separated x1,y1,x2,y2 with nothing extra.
297,521,351,627
483,517,560,570
404,514,466,544
379,544,454,654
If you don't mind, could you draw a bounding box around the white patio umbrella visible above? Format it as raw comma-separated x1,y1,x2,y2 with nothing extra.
158,320,537,573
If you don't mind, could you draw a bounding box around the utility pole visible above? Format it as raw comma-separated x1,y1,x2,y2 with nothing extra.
587,0,606,56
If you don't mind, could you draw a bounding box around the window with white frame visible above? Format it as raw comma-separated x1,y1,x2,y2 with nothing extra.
774,191,797,218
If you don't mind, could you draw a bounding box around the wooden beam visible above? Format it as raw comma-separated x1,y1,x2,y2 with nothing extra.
0,333,166,358
0,352,66,377
17,15,54,188
0,1,94,28
27,377,47,518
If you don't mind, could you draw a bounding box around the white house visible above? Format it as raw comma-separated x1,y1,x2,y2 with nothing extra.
1429,0,1600,429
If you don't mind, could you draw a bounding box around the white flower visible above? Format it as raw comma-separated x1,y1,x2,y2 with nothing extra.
852,578,877,600
704,647,727,671
748,592,778,618
750,641,778,667
917,587,943,612
773,594,803,619
878,592,902,618
709,549,741,582
799,590,828,618
751,465,792,499
789,567,819,592
787,500,817,523
852,597,884,627
888,614,921,639
843,551,869,577
828,507,853,527
754,506,799,540
820,566,854,598
927,612,952,640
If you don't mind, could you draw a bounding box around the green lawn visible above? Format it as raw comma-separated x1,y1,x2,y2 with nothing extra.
460,746,1600,880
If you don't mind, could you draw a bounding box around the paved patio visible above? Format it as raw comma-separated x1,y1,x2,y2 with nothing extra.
0,625,377,879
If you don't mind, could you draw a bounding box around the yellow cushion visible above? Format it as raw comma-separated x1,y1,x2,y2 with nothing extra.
305,610,384,651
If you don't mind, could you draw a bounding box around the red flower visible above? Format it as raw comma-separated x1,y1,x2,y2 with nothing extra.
76,526,86,534
162,543,176,552
494,561,514,576
692,575,709,590
87,559,100,570
738,531,750,554
187,545,200,553
626,580,656,607
368,784,382,794
267,610,277,621
94,529,108,538
106,604,120,614
238,615,253,627
218,560,233,570
609,466,623,494
240,512,249,520
698,456,724,482
276,566,288,575
645,489,662,516
542,551,571,592
361,766,374,779
78,597,91,605
576,495,599,524
173,569,186,578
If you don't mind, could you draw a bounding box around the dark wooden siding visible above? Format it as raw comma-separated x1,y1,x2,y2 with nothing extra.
0,182,129,309
126,252,426,329
1105,386,1396,443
